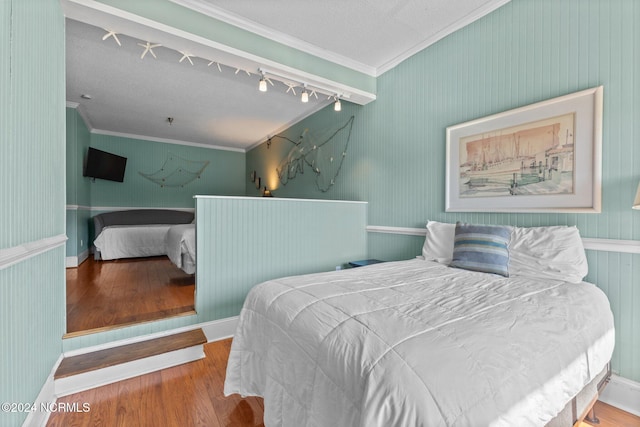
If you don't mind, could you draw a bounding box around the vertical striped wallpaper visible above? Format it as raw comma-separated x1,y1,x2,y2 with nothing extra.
0,0,66,425
195,197,368,320
87,131,246,208
247,0,640,382
63,197,368,352
66,108,92,257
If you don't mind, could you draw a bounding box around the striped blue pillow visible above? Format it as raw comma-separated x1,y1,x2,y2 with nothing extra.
450,222,511,277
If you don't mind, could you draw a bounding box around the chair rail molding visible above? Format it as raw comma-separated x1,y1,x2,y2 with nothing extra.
366,225,640,254
0,234,67,271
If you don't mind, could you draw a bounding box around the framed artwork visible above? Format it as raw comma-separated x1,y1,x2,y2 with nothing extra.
250,170,256,182
255,177,261,189
445,86,602,213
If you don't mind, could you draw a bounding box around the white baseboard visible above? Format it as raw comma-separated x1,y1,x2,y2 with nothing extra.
29,316,238,423
53,316,240,395
22,355,63,427
54,345,205,398
65,249,89,268
599,374,640,417
201,316,238,342
63,316,238,358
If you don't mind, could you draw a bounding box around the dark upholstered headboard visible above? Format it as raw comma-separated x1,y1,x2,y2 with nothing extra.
93,209,194,240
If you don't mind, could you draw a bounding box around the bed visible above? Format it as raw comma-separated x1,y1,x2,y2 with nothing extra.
224,222,615,427
92,209,194,264
165,223,196,274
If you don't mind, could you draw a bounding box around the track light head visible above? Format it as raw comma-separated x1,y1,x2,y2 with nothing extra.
334,97,342,112
301,90,309,103
259,77,267,92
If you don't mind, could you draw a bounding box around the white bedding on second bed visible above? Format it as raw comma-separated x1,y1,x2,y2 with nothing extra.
224,259,615,427
166,223,196,274
93,225,172,260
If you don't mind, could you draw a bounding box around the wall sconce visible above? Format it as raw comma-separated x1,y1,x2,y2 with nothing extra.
262,186,273,197
633,182,640,210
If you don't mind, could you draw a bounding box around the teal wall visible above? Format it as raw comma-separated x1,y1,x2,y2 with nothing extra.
247,0,640,382
64,111,247,258
0,0,66,425
195,197,368,319
62,197,368,352
88,133,246,208
88,133,245,207
66,108,91,258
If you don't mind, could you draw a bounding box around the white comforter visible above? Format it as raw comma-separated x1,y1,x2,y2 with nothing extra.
165,223,196,274
93,225,172,260
224,259,614,427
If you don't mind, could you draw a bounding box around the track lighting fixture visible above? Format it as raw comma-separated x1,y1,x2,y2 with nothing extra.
98,30,356,109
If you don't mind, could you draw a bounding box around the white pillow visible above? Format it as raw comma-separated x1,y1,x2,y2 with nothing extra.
422,221,456,263
508,225,588,283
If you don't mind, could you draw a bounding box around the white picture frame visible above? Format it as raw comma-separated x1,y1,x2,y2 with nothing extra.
445,86,602,213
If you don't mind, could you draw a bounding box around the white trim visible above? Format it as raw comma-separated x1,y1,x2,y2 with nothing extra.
66,101,93,131
55,346,205,397
366,225,640,254
194,195,368,205
245,101,331,151
61,0,376,106
376,0,512,75
91,128,246,153
0,235,67,271
53,317,239,397
366,225,426,237
21,355,63,427
200,316,239,342
170,0,376,77
599,374,640,417
65,249,89,269
65,205,93,210
63,316,235,357
581,238,640,254
172,0,510,79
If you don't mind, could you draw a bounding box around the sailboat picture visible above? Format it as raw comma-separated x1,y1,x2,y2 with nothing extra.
458,113,576,198
445,86,602,213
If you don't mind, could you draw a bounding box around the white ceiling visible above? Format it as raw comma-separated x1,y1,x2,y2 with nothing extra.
65,0,509,152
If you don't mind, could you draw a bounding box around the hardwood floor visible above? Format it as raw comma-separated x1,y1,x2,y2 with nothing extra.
48,339,639,427
66,257,195,335
47,339,264,427
584,401,640,427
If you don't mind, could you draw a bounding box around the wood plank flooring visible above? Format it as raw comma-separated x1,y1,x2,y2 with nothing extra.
47,339,264,427
66,257,195,335
584,401,640,427
47,339,639,427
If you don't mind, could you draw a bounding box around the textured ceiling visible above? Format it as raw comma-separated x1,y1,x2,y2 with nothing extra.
187,0,509,73
65,0,510,151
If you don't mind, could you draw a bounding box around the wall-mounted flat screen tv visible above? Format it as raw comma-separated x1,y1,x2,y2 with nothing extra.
83,147,127,182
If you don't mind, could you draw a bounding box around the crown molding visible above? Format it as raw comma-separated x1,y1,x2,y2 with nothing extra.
90,129,246,153
67,102,245,152
376,0,512,75
169,0,377,77
172,0,511,78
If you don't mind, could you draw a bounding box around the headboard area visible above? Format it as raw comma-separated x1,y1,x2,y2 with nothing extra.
92,209,194,260
93,209,194,238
